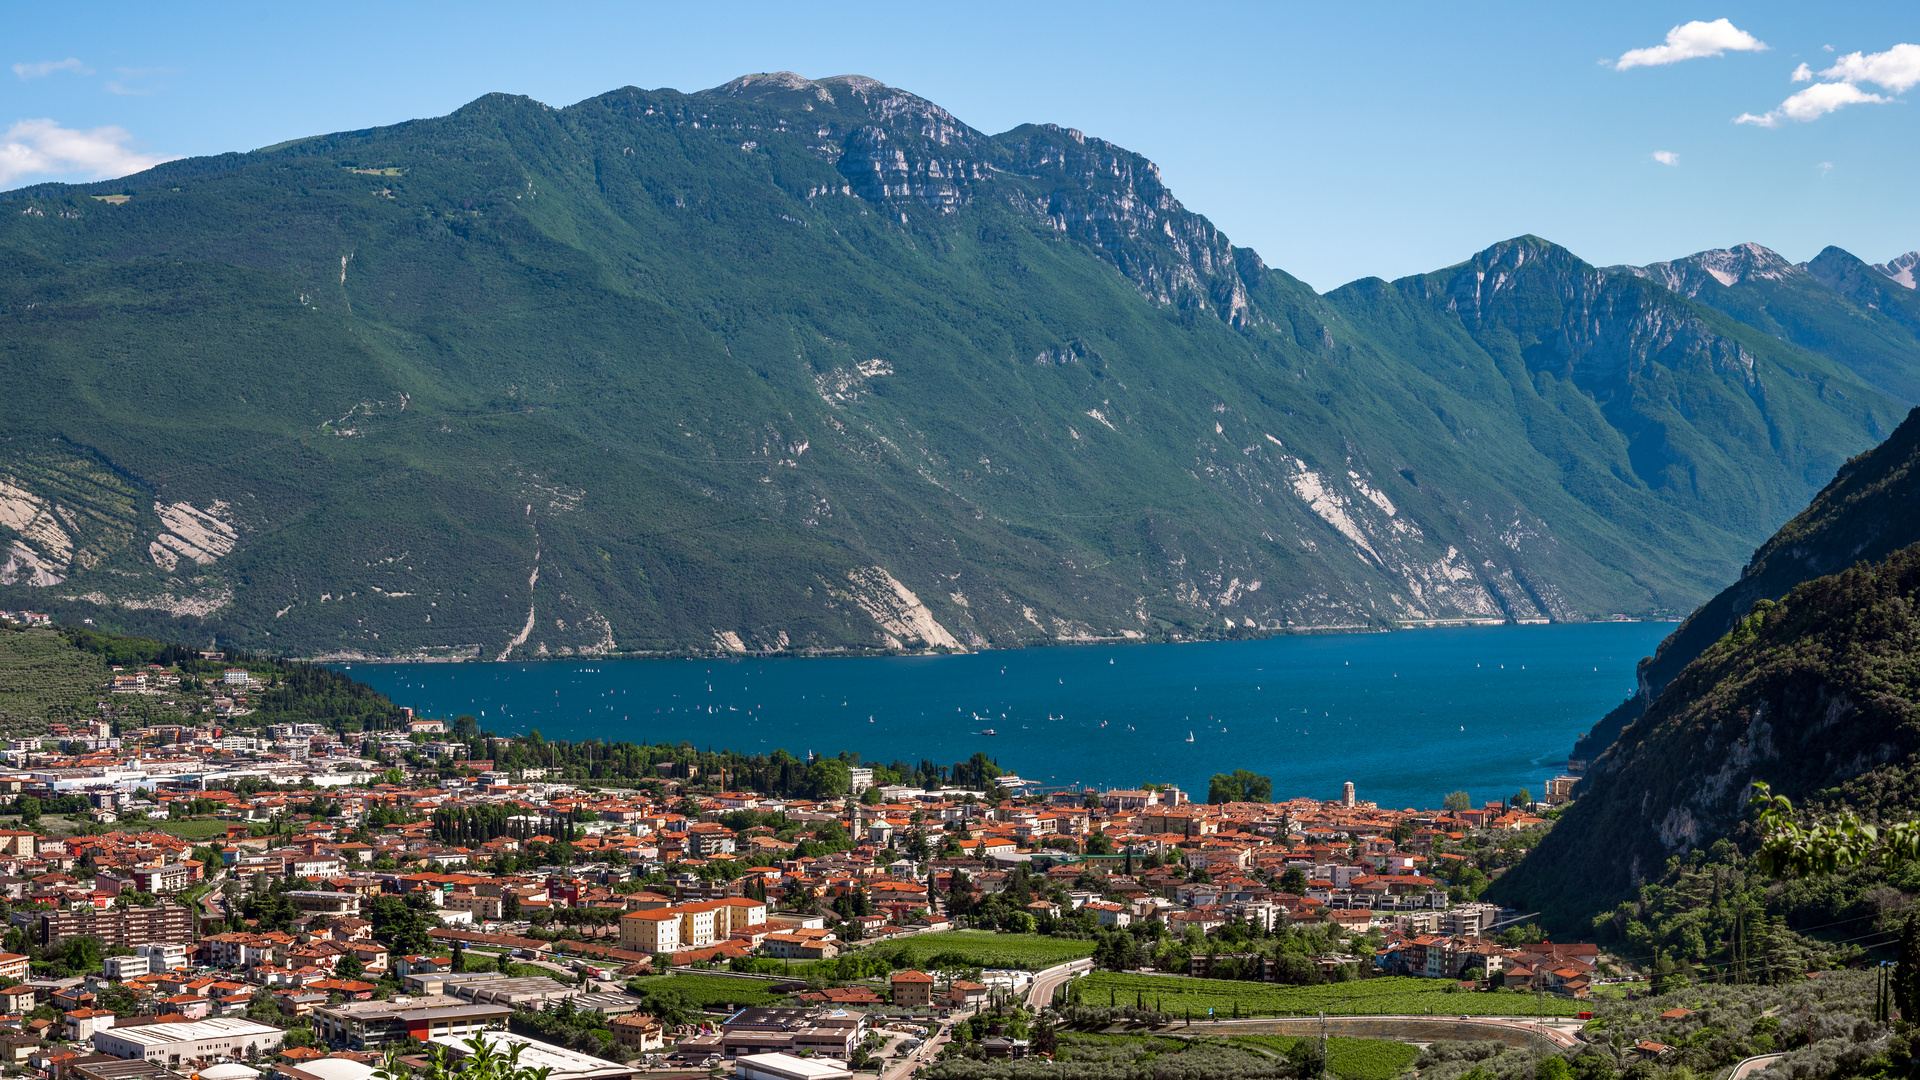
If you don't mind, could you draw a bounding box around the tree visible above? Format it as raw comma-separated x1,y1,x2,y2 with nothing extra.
1280,867,1309,895
17,797,39,827
1896,912,1920,1022
338,952,365,980
1287,1037,1326,1077
1444,791,1472,812
451,938,466,973
1207,769,1273,805
1512,789,1532,807
59,935,103,974
804,758,851,799
368,894,437,957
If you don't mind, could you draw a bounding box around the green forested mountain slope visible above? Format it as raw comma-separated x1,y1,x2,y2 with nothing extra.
1574,405,1920,768
0,72,1909,658
1489,535,1920,930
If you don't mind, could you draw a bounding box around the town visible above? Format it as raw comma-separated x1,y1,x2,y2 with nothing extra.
0,637,1615,1080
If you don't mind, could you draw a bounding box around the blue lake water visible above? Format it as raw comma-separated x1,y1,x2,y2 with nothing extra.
340,624,1671,811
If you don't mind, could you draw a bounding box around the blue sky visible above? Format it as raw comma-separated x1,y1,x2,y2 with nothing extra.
4,1,1916,290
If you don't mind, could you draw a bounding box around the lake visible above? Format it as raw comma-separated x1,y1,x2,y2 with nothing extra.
341,623,1670,810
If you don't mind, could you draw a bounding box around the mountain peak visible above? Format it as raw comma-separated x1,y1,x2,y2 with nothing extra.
696,71,972,143
1877,251,1920,290
1618,242,1800,297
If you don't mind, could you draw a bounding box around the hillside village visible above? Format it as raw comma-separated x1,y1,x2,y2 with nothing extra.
0,628,1626,1080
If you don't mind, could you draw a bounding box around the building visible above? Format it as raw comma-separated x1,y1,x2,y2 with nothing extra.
1439,903,1501,938
428,1031,634,1080
129,866,192,896
716,1008,861,1060
617,909,681,954
71,1059,192,1080
222,670,250,686
41,905,195,949
889,970,934,1008
102,955,151,981
311,997,511,1049
283,892,361,916
734,1053,852,1080
0,952,28,981
92,1018,285,1068
608,1014,663,1052
1342,782,1356,808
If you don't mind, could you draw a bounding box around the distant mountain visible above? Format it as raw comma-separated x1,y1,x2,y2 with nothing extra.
1487,420,1920,924
0,72,1910,658
1616,243,1920,405
1876,251,1920,290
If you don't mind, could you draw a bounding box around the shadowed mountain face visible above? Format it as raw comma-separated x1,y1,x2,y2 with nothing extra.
1488,469,1920,929
0,72,1909,659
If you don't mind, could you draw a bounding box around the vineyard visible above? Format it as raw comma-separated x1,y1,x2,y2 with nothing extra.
876,931,1096,971
0,628,106,732
627,973,791,1010
1230,1035,1421,1080
1077,973,1583,1018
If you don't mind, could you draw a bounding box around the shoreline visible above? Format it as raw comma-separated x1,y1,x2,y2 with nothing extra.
303,616,1675,665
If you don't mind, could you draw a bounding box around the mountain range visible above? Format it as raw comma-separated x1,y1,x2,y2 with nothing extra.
1,71,1917,659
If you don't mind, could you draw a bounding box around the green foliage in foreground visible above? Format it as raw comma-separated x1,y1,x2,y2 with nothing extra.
876,930,1096,972
1078,973,1583,1018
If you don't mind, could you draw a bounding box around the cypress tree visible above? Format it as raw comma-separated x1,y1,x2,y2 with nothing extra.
1897,913,1920,1021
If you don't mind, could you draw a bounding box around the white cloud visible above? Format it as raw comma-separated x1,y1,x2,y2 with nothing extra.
0,119,176,187
1738,41,1918,126
1779,81,1889,121
1616,19,1768,70
12,58,90,80
1817,161,1834,175
1821,43,1920,93
1652,150,1680,166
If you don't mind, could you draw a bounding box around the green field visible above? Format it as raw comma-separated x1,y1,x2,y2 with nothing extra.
150,819,231,841
1230,1035,1420,1080
875,931,1095,971
628,973,790,1010
1079,973,1582,1018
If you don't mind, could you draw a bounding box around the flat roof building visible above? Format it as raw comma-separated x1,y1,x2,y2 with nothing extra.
91,1018,285,1068
734,1053,853,1080
311,997,510,1050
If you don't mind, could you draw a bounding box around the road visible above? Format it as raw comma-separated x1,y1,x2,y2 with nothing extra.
1725,1054,1786,1080
1025,959,1094,1008
878,1021,948,1080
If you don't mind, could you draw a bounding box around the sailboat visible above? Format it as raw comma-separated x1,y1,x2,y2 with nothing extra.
1185,731,1194,743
